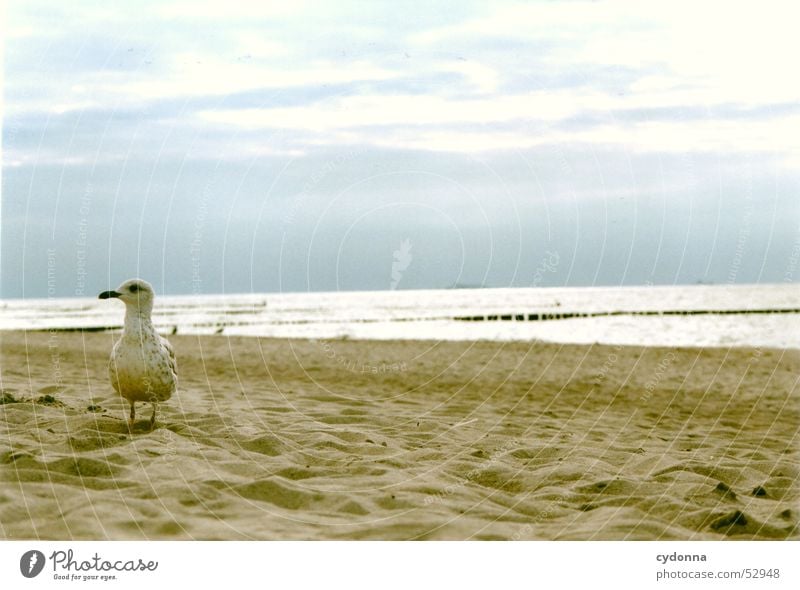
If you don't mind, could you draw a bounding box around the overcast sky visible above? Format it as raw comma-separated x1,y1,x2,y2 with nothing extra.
3,0,799,299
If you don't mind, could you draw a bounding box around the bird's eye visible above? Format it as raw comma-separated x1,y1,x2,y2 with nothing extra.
129,284,139,293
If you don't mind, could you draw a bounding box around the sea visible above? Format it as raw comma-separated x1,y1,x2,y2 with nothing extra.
1,283,798,349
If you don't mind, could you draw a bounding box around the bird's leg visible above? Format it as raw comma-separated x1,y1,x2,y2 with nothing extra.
149,402,158,431
128,401,136,431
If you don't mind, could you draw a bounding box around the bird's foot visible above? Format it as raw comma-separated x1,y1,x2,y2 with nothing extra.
149,403,158,431
128,402,136,434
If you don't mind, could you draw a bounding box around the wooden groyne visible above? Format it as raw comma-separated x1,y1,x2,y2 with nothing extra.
18,307,800,334
454,308,800,322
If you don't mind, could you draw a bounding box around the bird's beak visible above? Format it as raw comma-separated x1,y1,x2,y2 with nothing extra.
98,290,122,300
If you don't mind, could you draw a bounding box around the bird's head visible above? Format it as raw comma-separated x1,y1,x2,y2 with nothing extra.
99,278,155,311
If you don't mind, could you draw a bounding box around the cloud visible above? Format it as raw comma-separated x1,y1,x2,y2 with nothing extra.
155,0,308,20
198,90,589,130
439,59,501,94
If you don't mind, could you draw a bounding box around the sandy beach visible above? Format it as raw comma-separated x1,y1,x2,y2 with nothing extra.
1,330,797,540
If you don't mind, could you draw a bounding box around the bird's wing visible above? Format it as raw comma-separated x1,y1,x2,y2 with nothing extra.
108,340,121,393
160,336,178,380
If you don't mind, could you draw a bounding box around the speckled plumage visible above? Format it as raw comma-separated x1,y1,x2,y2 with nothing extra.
99,279,177,430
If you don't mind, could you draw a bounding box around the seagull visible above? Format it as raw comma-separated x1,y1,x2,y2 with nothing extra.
98,279,177,431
